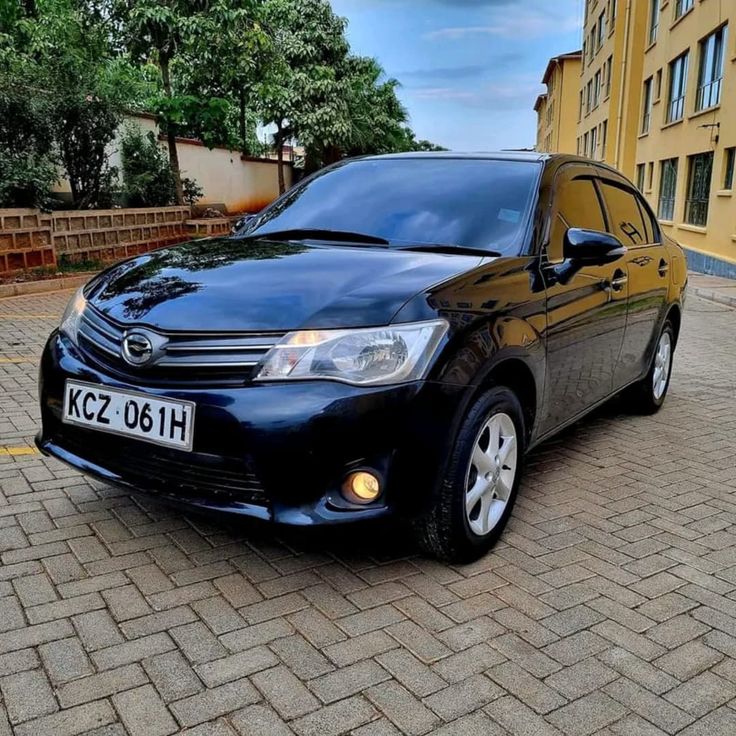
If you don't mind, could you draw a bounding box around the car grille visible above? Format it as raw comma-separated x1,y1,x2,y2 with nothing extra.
55,426,268,507
78,305,285,386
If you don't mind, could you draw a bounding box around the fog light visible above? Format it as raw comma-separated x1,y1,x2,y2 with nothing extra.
342,471,381,505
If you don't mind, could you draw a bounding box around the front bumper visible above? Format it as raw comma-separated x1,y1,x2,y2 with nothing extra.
37,331,465,526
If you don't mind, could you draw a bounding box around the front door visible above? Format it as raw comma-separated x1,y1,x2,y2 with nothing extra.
539,166,628,435
596,178,670,388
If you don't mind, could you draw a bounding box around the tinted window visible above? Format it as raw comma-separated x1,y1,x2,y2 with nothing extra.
247,158,541,256
599,182,649,246
549,174,607,262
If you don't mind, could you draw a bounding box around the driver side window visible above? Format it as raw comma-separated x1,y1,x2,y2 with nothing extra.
548,174,607,262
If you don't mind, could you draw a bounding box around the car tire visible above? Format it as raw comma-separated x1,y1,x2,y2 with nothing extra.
624,320,675,415
412,386,525,563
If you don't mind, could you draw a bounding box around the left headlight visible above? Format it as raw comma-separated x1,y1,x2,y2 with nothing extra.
254,319,449,386
59,286,87,344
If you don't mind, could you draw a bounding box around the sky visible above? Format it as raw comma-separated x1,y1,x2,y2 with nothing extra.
330,0,585,152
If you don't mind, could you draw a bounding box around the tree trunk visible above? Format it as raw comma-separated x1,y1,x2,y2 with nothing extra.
275,122,286,195
159,56,184,205
239,90,247,156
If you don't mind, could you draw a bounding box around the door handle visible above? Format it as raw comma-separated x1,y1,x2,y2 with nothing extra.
609,270,628,292
658,259,670,278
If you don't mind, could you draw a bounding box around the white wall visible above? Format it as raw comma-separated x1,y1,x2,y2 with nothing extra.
54,114,292,214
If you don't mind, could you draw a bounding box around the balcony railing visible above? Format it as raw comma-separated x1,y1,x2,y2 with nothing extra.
696,77,722,111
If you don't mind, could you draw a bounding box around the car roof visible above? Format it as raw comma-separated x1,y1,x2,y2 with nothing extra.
362,152,630,180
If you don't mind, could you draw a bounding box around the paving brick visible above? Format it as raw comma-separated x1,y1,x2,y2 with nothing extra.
170,620,228,664
0,668,57,724
291,696,376,736
546,691,627,736
172,679,262,728
195,646,278,688
423,674,502,721
0,619,73,654
72,609,124,651
230,704,294,736
250,665,320,720
57,663,148,707
488,661,566,714
143,649,203,702
366,680,440,736
38,636,93,684
323,630,399,667
308,659,390,704
431,642,505,684
663,671,736,717
113,684,178,736
0,649,38,677
544,657,618,700
270,633,334,679
12,574,57,607
487,694,564,736
12,701,116,736
653,639,723,680
376,649,447,698
91,632,175,670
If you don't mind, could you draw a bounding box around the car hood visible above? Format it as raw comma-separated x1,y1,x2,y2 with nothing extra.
87,237,485,331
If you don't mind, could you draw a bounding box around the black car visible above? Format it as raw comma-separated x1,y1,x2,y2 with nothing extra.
37,153,688,562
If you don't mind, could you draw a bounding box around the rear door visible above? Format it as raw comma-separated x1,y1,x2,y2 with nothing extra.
596,176,670,389
539,165,628,434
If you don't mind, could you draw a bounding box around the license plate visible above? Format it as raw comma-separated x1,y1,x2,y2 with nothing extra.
62,380,195,451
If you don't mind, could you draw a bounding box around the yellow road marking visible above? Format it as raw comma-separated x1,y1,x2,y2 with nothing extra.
0,357,37,364
0,447,39,456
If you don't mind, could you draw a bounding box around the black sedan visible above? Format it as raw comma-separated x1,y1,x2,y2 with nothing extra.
37,153,687,562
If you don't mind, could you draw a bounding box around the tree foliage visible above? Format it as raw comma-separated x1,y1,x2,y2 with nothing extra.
0,0,447,209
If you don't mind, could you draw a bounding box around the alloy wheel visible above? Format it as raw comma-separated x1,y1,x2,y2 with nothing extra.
652,331,672,401
465,412,518,537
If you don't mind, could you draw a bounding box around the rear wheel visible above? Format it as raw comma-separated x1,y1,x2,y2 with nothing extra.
412,386,525,563
624,320,675,415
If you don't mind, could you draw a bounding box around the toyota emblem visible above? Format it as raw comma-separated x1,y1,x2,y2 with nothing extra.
122,331,154,367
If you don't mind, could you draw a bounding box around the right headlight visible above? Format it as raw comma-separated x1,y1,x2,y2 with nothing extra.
58,287,87,345
254,319,449,386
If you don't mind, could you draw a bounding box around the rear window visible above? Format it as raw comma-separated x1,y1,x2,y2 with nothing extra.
249,158,541,256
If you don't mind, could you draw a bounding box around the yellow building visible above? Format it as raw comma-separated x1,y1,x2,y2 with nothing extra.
635,0,736,277
535,51,582,154
576,0,649,177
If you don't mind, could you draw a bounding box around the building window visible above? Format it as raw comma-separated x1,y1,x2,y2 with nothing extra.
610,0,617,24
605,56,613,97
593,71,602,108
696,25,728,111
601,120,608,157
675,0,694,21
597,11,606,49
655,69,663,100
648,162,655,190
667,52,689,123
724,148,735,190
584,132,589,157
586,80,593,114
649,0,659,45
590,126,599,159
637,164,646,192
659,159,678,220
641,78,654,134
578,90,584,121
685,152,714,226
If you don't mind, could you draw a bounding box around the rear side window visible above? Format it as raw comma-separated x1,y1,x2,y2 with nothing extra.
598,181,652,246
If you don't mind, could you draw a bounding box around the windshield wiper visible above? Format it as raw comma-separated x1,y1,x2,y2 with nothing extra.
400,244,502,257
244,228,390,246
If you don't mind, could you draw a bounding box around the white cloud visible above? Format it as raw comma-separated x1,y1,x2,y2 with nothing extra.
425,3,581,41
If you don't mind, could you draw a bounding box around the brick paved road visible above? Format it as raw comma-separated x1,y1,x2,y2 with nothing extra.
1,287,736,736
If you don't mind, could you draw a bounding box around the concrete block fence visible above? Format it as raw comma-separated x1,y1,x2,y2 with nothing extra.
0,206,233,276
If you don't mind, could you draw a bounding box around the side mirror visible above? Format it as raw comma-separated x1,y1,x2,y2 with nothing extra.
564,228,627,265
231,214,257,235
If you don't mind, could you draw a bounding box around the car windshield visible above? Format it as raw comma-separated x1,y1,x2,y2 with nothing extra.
246,158,540,256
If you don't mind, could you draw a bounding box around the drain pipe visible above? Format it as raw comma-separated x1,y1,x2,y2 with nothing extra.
614,0,633,169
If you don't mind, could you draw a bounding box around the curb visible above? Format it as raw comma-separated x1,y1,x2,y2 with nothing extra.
692,287,736,308
0,273,95,299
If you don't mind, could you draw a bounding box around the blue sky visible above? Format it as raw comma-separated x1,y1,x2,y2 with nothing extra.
330,0,584,151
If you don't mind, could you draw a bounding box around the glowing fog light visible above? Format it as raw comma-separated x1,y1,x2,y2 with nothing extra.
342,471,382,504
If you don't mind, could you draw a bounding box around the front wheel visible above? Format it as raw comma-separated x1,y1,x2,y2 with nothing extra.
624,320,675,415
412,386,525,563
